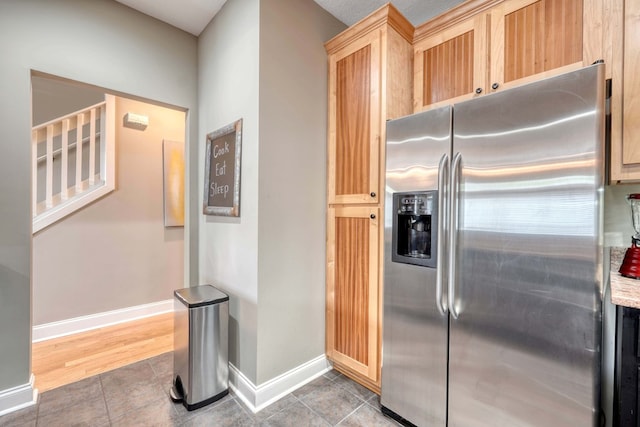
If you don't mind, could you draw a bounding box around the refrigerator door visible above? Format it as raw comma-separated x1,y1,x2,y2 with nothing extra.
449,65,605,427
381,106,451,427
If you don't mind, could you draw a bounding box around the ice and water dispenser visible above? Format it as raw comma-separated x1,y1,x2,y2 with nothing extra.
391,191,438,268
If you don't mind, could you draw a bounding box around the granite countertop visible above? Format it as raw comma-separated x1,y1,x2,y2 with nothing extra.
610,247,640,308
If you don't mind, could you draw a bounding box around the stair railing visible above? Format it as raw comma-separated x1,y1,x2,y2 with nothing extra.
32,95,115,233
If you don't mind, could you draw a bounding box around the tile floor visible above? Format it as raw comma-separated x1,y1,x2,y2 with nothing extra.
0,352,403,426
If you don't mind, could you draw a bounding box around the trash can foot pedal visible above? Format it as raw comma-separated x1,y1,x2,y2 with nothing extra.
170,386,182,403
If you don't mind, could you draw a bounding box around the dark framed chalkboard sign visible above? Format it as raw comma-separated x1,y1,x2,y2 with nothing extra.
203,119,242,216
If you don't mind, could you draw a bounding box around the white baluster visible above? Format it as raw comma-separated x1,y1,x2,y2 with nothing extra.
45,125,54,208
105,95,115,187
75,113,84,192
89,108,96,185
100,104,106,182
32,129,38,217
61,119,69,200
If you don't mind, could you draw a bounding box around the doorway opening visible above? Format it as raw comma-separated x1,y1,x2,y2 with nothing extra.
31,73,186,391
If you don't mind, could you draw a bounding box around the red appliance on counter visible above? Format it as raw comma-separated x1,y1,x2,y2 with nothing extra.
620,193,640,279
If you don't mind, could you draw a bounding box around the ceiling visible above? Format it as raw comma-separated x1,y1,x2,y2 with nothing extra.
115,0,466,36
115,0,228,35
314,0,466,27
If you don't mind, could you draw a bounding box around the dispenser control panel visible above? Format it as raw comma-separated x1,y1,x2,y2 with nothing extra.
398,195,434,215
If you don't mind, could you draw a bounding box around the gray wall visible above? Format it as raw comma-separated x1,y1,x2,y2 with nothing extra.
0,0,197,393
256,0,345,384
32,76,105,126
198,0,261,384
33,96,185,325
198,0,344,385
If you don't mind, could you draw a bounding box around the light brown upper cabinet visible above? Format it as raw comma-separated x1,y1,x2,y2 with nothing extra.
621,0,640,178
414,0,603,112
328,33,381,205
490,0,585,92
609,0,640,182
414,13,489,110
326,4,413,205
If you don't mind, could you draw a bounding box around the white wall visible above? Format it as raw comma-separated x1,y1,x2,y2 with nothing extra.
256,0,345,385
33,96,185,325
198,0,344,387
0,0,197,402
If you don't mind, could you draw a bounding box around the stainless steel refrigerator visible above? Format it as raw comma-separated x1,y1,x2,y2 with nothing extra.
381,64,606,427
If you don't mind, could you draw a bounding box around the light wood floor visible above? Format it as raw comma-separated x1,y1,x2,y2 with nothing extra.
32,312,174,393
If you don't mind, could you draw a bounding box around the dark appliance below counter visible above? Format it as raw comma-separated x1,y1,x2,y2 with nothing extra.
616,306,640,426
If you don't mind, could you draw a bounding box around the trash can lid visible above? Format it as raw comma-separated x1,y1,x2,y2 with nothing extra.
174,285,229,308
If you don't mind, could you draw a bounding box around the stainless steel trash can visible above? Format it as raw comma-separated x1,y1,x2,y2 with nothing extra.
170,285,229,411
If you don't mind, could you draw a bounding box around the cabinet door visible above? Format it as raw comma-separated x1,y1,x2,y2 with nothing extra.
609,0,640,181
414,14,488,111
328,32,381,205
623,0,640,165
326,206,380,382
490,0,584,92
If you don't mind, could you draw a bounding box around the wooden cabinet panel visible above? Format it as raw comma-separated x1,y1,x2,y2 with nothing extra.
335,45,373,200
385,29,415,121
501,0,583,83
608,0,640,181
543,0,583,70
328,32,381,205
491,0,584,91
423,30,474,105
503,1,545,81
414,15,488,111
623,0,640,165
334,215,371,365
326,206,379,381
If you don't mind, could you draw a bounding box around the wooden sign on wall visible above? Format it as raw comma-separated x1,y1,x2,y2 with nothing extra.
203,119,242,216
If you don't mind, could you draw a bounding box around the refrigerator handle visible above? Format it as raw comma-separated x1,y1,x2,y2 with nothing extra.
436,153,449,315
448,152,462,319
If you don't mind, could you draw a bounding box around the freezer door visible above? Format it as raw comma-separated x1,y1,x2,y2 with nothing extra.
448,65,605,427
381,106,451,427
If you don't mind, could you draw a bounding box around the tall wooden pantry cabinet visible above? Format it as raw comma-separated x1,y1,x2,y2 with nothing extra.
324,4,413,393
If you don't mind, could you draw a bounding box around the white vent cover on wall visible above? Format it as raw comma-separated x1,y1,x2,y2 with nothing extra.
123,112,149,129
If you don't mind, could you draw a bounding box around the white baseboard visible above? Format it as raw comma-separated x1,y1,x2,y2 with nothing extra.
229,354,331,413
32,299,174,342
0,375,38,417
